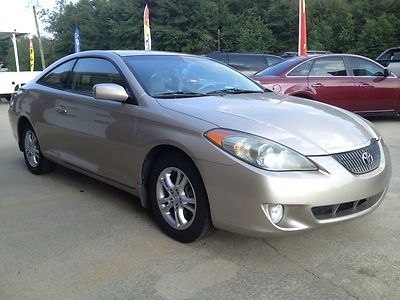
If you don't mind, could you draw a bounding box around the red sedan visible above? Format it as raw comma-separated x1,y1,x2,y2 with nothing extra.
251,54,400,115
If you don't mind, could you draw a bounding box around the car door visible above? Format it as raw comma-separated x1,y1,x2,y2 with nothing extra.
34,59,76,156
346,56,399,113
51,57,138,187
307,56,356,111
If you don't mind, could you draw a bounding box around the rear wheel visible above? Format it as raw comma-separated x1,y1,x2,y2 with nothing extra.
149,152,214,243
22,126,55,175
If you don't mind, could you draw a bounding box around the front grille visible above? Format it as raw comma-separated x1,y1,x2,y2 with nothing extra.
312,192,383,220
333,140,380,174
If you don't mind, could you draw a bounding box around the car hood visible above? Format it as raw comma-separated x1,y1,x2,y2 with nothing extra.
156,92,379,156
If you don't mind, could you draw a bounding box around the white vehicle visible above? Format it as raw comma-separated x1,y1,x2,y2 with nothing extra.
376,47,400,77
0,31,42,101
0,71,41,101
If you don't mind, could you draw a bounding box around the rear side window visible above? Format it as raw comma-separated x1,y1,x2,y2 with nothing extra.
71,58,125,95
378,49,400,61
39,59,75,89
287,60,313,76
309,57,347,76
228,54,266,72
391,51,400,61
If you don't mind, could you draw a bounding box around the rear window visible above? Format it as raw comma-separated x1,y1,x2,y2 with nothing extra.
255,57,303,76
206,52,228,64
228,54,266,72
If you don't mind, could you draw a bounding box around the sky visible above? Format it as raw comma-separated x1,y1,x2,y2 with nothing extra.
0,0,76,36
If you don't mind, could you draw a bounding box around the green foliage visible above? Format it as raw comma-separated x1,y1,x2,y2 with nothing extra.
0,36,57,72
1,0,399,67
355,13,400,58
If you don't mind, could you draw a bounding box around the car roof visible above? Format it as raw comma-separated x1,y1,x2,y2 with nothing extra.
75,50,192,57
206,51,281,58
254,53,386,76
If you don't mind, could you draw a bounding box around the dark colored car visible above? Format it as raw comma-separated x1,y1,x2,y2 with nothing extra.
376,47,400,77
205,52,283,76
252,54,400,115
281,50,332,59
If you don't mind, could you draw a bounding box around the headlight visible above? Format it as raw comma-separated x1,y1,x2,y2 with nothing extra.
204,129,317,171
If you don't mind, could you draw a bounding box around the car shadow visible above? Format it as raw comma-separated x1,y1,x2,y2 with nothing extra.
50,163,152,219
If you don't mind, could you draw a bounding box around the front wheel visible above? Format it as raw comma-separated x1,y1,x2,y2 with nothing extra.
149,152,214,243
22,126,55,175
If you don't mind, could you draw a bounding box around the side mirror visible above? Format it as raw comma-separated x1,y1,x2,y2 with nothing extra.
383,68,390,77
93,83,129,102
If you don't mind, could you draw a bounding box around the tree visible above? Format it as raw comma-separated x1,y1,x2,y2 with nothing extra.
355,14,400,58
31,0,400,60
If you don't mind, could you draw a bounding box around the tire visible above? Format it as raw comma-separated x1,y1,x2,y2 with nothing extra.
22,126,55,175
149,152,214,243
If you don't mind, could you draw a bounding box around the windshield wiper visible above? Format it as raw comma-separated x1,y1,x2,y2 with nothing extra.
205,88,264,95
153,91,207,98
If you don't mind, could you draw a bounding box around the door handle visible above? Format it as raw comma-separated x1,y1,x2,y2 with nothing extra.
55,106,67,114
358,82,371,87
311,83,324,88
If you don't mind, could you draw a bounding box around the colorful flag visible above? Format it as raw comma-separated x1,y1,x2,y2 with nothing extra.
29,38,34,72
144,3,152,50
298,0,307,56
74,25,81,53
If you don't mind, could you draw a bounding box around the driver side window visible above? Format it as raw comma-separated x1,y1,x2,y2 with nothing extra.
70,58,126,96
348,57,384,77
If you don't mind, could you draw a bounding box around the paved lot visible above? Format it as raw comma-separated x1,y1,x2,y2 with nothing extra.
0,99,399,300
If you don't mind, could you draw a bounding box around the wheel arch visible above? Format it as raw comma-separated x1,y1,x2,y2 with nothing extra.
17,116,33,151
139,144,204,209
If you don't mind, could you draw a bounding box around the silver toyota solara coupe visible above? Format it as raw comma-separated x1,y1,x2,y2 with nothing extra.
8,51,392,243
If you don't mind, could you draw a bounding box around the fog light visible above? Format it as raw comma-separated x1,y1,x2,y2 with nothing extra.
270,204,284,224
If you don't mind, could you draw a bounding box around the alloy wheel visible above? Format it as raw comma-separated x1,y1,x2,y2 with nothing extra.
156,167,197,230
24,130,40,168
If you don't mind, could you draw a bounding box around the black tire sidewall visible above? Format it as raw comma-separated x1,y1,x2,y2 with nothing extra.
149,152,211,243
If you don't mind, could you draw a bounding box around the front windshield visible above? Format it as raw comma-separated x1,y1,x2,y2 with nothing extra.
124,55,263,98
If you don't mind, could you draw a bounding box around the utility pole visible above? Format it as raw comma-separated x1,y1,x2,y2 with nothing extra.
217,28,221,52
32,5,46,70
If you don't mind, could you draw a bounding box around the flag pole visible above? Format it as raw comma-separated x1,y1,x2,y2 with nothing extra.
298,0,307,56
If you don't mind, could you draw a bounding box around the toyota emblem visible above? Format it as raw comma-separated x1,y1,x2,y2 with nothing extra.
361,152,374,166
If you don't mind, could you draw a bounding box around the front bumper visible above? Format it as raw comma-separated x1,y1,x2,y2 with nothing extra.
194,140,392,237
